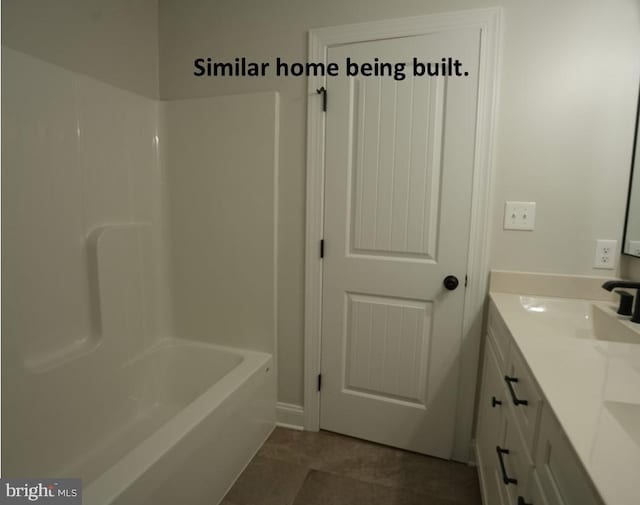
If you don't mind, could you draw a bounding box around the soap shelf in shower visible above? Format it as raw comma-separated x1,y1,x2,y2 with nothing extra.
23,223,153,373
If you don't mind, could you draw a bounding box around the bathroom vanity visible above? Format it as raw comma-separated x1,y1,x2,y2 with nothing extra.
475,276,640,505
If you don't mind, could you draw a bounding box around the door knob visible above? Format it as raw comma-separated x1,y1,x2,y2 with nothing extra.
443,275,459,291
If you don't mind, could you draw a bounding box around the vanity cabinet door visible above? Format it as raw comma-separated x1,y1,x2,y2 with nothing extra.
505,345,543,457
502,408,534,505
476,341,508,505
534,406,602,505
520,470,551,505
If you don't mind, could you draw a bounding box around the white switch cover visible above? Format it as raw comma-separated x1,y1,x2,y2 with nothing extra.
594,239,617,269
504,201,536,230
628,240,640,256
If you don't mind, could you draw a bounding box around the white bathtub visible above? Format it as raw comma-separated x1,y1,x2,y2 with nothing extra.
1,226,276,504
73,339,276,505
2,215,276,504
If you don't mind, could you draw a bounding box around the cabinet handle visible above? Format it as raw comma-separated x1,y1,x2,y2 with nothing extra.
505,376,529,406
492,396,502,408
496,446,518,485
517,497,532,505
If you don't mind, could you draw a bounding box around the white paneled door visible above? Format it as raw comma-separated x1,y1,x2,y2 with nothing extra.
320,28,481,458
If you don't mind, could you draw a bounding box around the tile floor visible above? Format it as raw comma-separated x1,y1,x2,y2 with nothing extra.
222,428,481,505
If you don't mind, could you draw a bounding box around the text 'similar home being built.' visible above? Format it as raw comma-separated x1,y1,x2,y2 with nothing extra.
1,1,640,505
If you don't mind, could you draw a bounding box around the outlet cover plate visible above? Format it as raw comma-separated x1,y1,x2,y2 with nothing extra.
504,201,536,231
594,239,617,269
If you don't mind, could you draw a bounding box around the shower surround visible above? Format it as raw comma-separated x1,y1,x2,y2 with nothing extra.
1,47,279,505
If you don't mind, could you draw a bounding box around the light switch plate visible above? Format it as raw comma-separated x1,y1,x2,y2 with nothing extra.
504,201,536,230
594,239,617,269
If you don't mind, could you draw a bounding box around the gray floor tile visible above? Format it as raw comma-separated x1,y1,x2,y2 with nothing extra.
258,428,480,504
291,470,461,505
372,448,481,504
224,455,309,505
258,428,390,478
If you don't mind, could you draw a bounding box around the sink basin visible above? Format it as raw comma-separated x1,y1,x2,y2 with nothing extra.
519,296,592,335
517,296,640,344
604,401,640,447
590,304,640,344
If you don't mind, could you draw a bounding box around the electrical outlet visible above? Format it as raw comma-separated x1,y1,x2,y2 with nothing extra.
594,239,617,269
628,240,640,256
504,201,536,231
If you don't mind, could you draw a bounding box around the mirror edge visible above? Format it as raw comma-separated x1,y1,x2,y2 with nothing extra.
622,84,640,258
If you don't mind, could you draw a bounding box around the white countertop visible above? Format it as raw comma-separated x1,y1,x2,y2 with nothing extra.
490,292,640,505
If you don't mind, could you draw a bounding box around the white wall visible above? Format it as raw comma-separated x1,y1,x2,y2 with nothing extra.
164,93,279,355
489,2,639,275
159,0,640,408
2,0,160,98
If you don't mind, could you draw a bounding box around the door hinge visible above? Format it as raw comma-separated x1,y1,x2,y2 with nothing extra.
316,87,327,112
320,239,325,258
317,374,322,391
465,275,469,287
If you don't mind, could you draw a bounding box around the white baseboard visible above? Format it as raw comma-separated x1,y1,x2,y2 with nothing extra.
276,402,304,430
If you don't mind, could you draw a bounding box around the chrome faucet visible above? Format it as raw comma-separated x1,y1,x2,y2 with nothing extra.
602,281,640,323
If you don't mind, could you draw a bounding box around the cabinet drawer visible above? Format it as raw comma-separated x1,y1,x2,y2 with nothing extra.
501,409,534,505
492,460,510,505
488,301,511,373
477,343,508,467
506,345,542,458
535,406,601,505
476,342,509,505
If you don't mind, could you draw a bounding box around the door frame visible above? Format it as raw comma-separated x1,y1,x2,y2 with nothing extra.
303,7,502,462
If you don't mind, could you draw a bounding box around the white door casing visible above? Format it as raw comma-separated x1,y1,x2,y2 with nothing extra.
304,8,502,462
